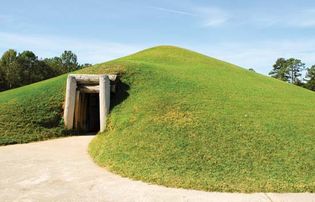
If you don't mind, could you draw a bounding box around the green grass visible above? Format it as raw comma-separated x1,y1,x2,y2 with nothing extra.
1,46,314,192
0,75,67,145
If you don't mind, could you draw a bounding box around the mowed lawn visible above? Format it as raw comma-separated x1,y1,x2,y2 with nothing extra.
0,46,314,192
0,75,67,145
88,46,315,192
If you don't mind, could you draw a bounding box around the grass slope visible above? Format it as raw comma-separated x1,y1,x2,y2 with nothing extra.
0,75,67,144
0,46,314,192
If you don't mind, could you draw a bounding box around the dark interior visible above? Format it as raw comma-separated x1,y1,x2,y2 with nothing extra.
86,93,100,132
73,79,129,133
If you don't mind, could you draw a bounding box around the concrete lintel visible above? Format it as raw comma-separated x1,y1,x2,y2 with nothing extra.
78,85,100,93
69,74,117,85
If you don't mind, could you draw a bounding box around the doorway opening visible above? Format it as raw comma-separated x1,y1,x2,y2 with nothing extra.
86,93,100,132
64,74,118,133
74,92,100,132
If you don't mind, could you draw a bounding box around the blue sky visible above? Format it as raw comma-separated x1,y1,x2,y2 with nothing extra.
1,0,315,74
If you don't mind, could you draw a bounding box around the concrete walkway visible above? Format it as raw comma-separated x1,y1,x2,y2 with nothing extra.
0,136,313,202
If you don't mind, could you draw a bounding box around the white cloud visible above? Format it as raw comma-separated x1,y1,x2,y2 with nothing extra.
0,32,144,64
151,5,315,29
250,8,315,28
192,40,315,75
150,6,229,27
149,6,195,16
193,7,229,27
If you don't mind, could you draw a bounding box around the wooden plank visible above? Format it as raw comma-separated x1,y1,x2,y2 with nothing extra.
74,90,81,130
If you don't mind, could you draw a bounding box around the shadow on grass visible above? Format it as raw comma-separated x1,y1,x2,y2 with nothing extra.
110,79,130,111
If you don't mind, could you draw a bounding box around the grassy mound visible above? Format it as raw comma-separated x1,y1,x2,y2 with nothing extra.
0,46,314,192
0,75,67,145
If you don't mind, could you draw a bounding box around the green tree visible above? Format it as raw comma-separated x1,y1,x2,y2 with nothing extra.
0,49,23,88
286,58,305,85
0,49,89,92
269,58,305,85
305,65,315,91
44,57,64,74
17,51,38,84
269,58,289,81
79,63,92,69
0,49,17,66
60,50,78,72
35,60,58,80
0,65,6,90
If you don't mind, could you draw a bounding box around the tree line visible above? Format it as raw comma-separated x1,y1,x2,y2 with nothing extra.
269,58,315,91
0,49,91,91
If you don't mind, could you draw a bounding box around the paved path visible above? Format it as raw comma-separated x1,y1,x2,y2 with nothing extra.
0,136,313,202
